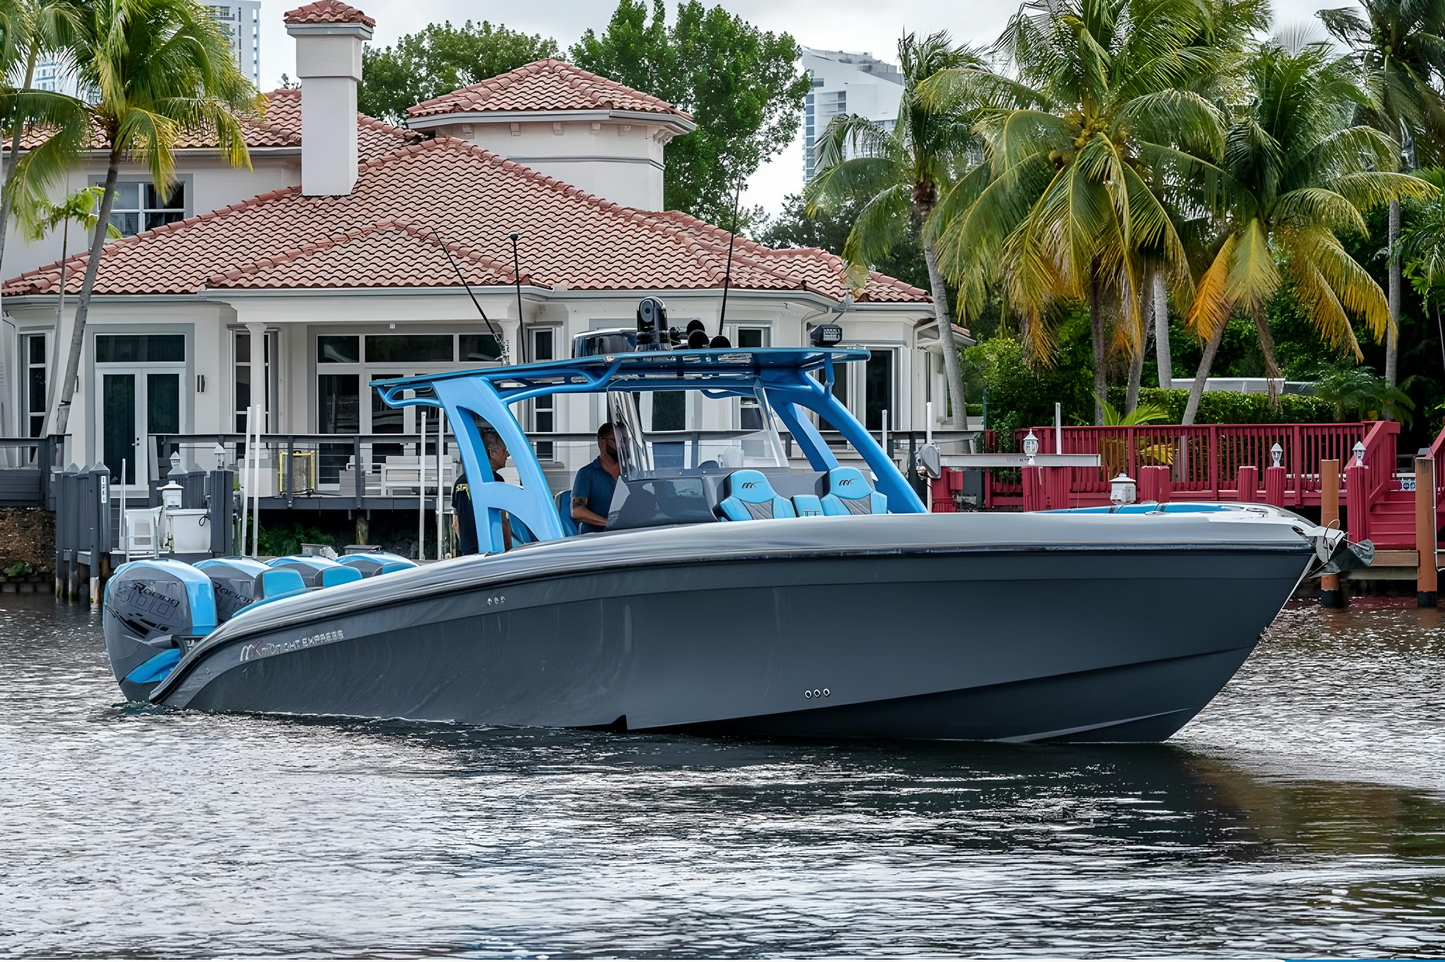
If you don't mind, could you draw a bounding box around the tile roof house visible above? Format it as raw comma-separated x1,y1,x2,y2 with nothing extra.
0,2,954,506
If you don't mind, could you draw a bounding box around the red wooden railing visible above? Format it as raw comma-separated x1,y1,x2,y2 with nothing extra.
983,422,1389,509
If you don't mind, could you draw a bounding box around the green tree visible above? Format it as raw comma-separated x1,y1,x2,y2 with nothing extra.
1180,38,1436,424
756,192,931,292
928,0,1229,424
571,0,809,226
1400,168,1445,374
358,21,559,125
50,0,262,438
0,0,89,274
805,31,990,429
1319,0,1445,388
17,185,119,434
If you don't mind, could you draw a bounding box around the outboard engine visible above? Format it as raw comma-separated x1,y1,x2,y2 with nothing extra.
103,559,217,702
194,557,270,622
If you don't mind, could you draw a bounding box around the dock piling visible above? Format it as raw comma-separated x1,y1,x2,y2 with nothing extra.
1416,457,1437,608
1320,458,1344,608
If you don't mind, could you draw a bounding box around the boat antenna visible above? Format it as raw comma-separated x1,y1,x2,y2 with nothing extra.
509,231,527,364
717,169,744,337
429,226,507,363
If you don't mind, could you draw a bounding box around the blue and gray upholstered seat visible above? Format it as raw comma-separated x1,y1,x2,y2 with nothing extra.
716,470,796,521
819,467,887,516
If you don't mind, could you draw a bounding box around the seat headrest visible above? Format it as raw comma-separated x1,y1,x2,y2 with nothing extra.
725,469,780,504
824,466,873,498
319,566,364,589
257,568,306,599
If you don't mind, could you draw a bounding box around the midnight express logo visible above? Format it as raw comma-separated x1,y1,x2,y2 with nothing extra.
239,629,345,663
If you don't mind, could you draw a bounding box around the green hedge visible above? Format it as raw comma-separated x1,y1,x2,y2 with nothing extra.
969,336,1344,431
1114,387,1338,425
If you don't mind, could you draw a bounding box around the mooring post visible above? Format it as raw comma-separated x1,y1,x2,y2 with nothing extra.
1236,465,1259,503
1022,464,1043,511
1320,458,1344,608
1264,465,1287,507
1346,457,1370,545
1416,457,1437,608
1140,465,1170,504
92,463,112,605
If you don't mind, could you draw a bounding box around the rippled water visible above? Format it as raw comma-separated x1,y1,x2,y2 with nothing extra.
2,595,1444,958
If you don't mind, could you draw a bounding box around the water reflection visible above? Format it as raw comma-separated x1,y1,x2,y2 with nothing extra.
1,595,1443,957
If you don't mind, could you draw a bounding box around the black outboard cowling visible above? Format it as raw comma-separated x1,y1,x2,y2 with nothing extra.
103,559,218,702
195,557,270,622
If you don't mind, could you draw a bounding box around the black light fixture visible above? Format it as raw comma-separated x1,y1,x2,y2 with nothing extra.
810,324,844,347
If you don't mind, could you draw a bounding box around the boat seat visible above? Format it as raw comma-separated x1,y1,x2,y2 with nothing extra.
716,470,796,521
319,566,364,589
246,568,307,604
819,467,887,516
555,489,579,536
792,494,825,517
377,561,414,575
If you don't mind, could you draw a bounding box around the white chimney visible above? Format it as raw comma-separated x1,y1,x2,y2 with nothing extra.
283,2,374,197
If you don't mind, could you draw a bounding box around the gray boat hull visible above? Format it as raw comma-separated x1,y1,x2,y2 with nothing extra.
146,513,1312,742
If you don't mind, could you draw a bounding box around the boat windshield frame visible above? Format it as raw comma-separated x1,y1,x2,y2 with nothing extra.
373,347,926,554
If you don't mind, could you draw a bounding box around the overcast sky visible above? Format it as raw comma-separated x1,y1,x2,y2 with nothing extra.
260,0,1357,217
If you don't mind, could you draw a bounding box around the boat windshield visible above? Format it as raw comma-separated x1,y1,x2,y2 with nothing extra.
606,386,791,480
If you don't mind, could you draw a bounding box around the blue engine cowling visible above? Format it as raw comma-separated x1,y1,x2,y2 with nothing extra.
102,559,217,702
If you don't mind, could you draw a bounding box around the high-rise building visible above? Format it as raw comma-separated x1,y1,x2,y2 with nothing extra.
32,0,261,99
206,1,263,87
800,48,904,184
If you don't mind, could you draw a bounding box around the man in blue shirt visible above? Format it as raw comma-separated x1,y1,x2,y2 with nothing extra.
571,422,620,533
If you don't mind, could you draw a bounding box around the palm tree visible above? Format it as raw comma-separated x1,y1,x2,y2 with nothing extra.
0,0,86,274
925,0,1230,424
1319,0,1445,387
17,184,119,434
50,0,263,438
804,31,986,430
1180,37,1437,424
1399,167,1445,374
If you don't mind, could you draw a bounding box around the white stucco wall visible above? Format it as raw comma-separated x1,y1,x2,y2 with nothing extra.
428,117,677,211
0,152,301,279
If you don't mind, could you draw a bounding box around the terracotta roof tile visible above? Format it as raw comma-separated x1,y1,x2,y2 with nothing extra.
283,0,374,27
3,136,928,305
4,88,418,157
408,59,691,122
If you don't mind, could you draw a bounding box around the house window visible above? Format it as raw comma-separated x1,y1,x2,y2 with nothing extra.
24,333,47,438
735,326,769,430
812,347,897,433
529,328,556,459
233,329,276,434
94,334,185,363
104,181,186,237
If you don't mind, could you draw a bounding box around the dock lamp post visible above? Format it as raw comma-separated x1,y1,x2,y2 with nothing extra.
1353,440,1366,467
1271,442,1283,468
1023,430,1040,464
1110,472,1137,508
213,443,226,470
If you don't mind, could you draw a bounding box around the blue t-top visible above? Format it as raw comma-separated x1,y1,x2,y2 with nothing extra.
572,458,618,533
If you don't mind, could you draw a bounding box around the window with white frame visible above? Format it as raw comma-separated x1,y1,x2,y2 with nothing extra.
23,333,47,438
102,181,187,236
814,345,898,433
233,329,276,434
734,325,770,430
529,327,557,460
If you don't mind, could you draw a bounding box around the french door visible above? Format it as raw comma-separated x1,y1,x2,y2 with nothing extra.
98,367,184,484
